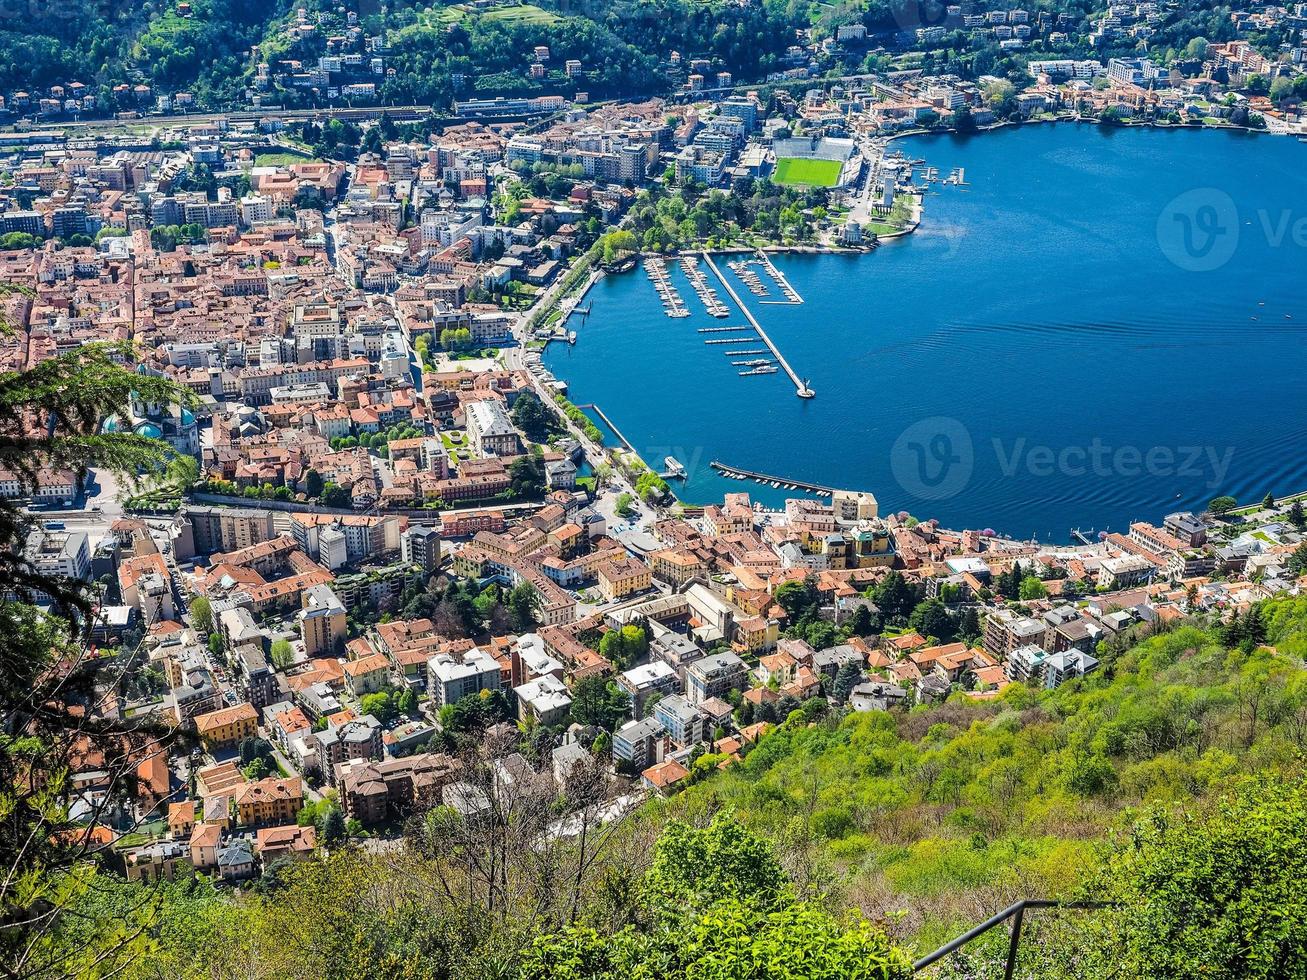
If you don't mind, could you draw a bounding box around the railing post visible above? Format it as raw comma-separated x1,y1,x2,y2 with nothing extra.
1002,902,1027,980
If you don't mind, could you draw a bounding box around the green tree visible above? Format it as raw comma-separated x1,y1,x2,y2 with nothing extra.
361,691,398,722
0,343,187,975
832,660,863,704
189,595,213,635
304,468,324,498
507,582,539,631
321,482,353,508
318,806,346,845
569,675,630,731
1288,500,1306,530
1209,495,1238,515
1019,576,1048,600
510,390,554,443
909,598,956,642
270,639,295,669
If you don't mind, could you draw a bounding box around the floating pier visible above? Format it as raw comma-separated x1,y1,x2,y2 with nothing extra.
646,258,690,318
704,337,748,345
728,259,770,297
660,456,687,480
724,348,767,356
755,251,803,305
679,255,732,317
710,460,837,496
697,325,753,333
702,252,814,398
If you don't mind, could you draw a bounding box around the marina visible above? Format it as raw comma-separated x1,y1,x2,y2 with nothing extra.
702,252,814,398
679,254,732,317
645,257,690,318
728,259,771,297
710,460,837,497
756,251,803,305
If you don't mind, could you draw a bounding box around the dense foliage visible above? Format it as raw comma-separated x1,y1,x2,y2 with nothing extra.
661,609,1307,948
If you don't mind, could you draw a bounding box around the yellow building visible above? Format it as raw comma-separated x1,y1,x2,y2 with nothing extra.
235,776,304,827
733,615,779,655
193,702,259,750
596,557,652,602
649,548,706,587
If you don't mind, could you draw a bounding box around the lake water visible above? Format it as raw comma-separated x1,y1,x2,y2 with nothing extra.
544,123,1307,539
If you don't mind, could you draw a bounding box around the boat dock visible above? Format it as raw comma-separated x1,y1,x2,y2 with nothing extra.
703,252,814,398
724,348,767,356
728,259,770,297
756,251,803,305
646,258,690,318
680,255,731,317
697,325,752,333
704,337,750,345
710,460,837,496
660,456,687,480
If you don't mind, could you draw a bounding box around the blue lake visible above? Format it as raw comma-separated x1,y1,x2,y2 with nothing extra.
544,123,1307,539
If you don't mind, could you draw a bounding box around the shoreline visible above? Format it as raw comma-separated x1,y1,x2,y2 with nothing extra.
540,122,1299,538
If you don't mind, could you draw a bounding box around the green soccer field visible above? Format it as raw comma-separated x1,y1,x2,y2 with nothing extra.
773,157,843,187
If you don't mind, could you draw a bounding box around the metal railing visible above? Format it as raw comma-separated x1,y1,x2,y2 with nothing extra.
913,900,1115,979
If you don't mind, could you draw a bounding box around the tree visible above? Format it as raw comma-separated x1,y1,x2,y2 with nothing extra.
873,571,918,620
1288,500,1306,530
1263,492,1276,510
270,639,294,669
614,492,635,518
321,481,353,508
509,452,546,499
361,691,398,722
304,468,324,498
189,595,213,635
208,632,224,658
569,675,630,731
909,598,956,643
1209,495,1238,516
599,624,647,670
832,660,863,704
847,604,880,637
0,344,189,976
507,582,539,631
1019,576,1048,601
397,688,418,715
318,805,347,845
510,390,553,443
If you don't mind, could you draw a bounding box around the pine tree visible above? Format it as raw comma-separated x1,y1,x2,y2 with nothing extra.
0,343,189,974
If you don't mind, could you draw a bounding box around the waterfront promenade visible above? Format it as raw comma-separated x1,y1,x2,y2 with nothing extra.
703,252,814,399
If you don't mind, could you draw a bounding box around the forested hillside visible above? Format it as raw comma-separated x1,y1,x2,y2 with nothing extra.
29,598,1307,979
0,0,293,108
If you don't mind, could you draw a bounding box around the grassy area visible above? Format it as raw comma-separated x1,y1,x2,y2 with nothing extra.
254,151,319,166
773,156,843,188
422,2,558,26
